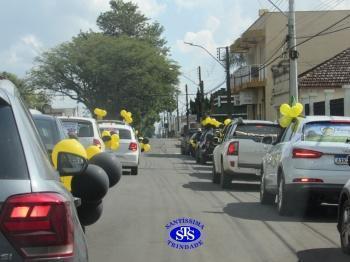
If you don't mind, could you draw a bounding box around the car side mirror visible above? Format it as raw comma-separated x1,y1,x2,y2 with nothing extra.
262,136,273,145
57,152,88,176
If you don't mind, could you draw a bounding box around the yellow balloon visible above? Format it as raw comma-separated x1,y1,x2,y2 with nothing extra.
143,144,151,152
110,134,120,150
51,139,87,170
94,108,107,120
224,119,232,126
290,103,303,117
280,103,291,116
86,145,101,160
279,115,293,128
120,110,127,118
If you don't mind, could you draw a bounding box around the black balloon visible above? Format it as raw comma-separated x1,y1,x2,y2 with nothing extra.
77,200,103,226
143,138,150,144
89,152,122,187
71,164,109,202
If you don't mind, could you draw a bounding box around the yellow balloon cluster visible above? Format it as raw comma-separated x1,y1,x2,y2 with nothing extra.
224,119,232,126
94,108,107,120
120,109,133,124
201,117,222,128
86,145,101,160
102,130,120,150
278,103,304,128
141,143,151,152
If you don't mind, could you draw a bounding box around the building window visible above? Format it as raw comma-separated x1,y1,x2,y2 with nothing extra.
314,101,325,115
304,104,310,115
330,98,344,116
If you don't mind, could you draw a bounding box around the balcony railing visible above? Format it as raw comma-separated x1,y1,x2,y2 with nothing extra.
232,64,266,90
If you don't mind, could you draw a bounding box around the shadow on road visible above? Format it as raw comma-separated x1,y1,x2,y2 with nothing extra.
188,172,212,180
183,181,260,192
192,165,212,171
223,202,338,223
145,153,184,158
297,248,348,262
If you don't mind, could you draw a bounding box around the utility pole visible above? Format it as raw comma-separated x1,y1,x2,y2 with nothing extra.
198,66,204,120
288,0,298,103
176,94,180,134
185,84,190,134
218,47,233,118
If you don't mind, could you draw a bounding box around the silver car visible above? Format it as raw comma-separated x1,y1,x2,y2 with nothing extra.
98,121,140,175
0,79,88,261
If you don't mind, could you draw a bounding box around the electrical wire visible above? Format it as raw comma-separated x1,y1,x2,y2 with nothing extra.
296,25,350,39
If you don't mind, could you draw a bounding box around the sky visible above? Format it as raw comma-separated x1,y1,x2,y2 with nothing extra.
0,0,350,112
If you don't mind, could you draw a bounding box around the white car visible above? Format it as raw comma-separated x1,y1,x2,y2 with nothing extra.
98,120,140,175
59,116,105,151
213,119,281,189
261,116,350,216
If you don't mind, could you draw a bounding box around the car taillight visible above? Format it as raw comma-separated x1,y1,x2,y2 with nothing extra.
129,142,138,151
293,178,324,183
227,142,239,155
292,148,323,158
93,138,101,148
0,193,74,260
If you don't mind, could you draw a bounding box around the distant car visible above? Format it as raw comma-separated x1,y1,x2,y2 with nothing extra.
180,129,200,155
98,120,140,175
213,119,281,188
338,179,350,255
60,116,105,151
0,79,88,261
195,127,219,164
32,114,67,153
261,116,350,216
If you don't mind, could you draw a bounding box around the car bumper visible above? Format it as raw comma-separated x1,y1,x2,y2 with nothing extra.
285,183,344,204
107,152,139,167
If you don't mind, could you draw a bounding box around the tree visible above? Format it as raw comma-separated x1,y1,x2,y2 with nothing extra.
97,0,168,54
0,71,49,109
29,33,179,129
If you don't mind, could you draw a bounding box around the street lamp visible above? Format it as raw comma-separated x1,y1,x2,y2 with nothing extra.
184,42,233,118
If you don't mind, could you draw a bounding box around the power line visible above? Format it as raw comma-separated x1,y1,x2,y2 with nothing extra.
296,25,350,39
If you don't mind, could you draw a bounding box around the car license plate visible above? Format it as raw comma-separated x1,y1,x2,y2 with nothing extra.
334,154,350,165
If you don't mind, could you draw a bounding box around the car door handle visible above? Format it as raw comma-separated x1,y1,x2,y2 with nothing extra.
74,197,82,208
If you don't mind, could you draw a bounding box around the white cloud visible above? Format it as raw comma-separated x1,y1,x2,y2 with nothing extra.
206,16,221,32
174,0,211,9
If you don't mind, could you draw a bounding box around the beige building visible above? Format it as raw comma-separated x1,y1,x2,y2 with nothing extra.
230,9,350,121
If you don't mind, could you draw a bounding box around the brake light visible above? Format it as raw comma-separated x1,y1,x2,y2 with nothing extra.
293,178,324,183
0,193,73,259
227,142,239,155
129,142,138,151
93,138,101,148
292,148,323,158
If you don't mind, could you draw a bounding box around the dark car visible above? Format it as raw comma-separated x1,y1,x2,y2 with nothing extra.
338,179,350,255
189,131,202,157
195,128,219,164
180,129,200,155
0,80,88,261
32,114,67,154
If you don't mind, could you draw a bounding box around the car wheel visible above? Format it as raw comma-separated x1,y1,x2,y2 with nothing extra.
340,200,350,254
277,175,293,216
199,154,206,165
220,163,231,189
195,150,200,164
131,167,138,176
260,169,275,205
212,162,220,184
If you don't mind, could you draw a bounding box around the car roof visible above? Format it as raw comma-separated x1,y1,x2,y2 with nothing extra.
240,119,276,124
97,120,127,125
99,122,132,130
303,115,350,122
32,114,57,121
0,80,19,104
59,116,96,123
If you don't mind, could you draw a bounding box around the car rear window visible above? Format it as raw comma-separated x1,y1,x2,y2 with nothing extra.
233,124,282,142
0,103,29,179
303,121,350,143
61,120,94,137
33,119,60,151
99,127,132,139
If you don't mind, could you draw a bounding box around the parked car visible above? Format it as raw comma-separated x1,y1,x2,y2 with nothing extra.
60,116,105,151
98,120,140,175
180,129,200,155
0,79,88,261
32,113,67,154
213,119,281,188
195,127,219,164
338,178,350,255
189,131,202,157
261,116,350,216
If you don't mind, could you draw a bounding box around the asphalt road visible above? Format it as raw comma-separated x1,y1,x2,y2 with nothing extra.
86,139,349,262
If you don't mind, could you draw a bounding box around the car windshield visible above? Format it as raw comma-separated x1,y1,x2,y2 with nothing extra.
100,127,132,139
233,124,282,142
33,118,61,151
0,102,28,179
303,121,350,143
61,120,94,137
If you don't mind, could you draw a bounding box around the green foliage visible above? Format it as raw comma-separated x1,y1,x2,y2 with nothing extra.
29,33,179,129
0,71,49,109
